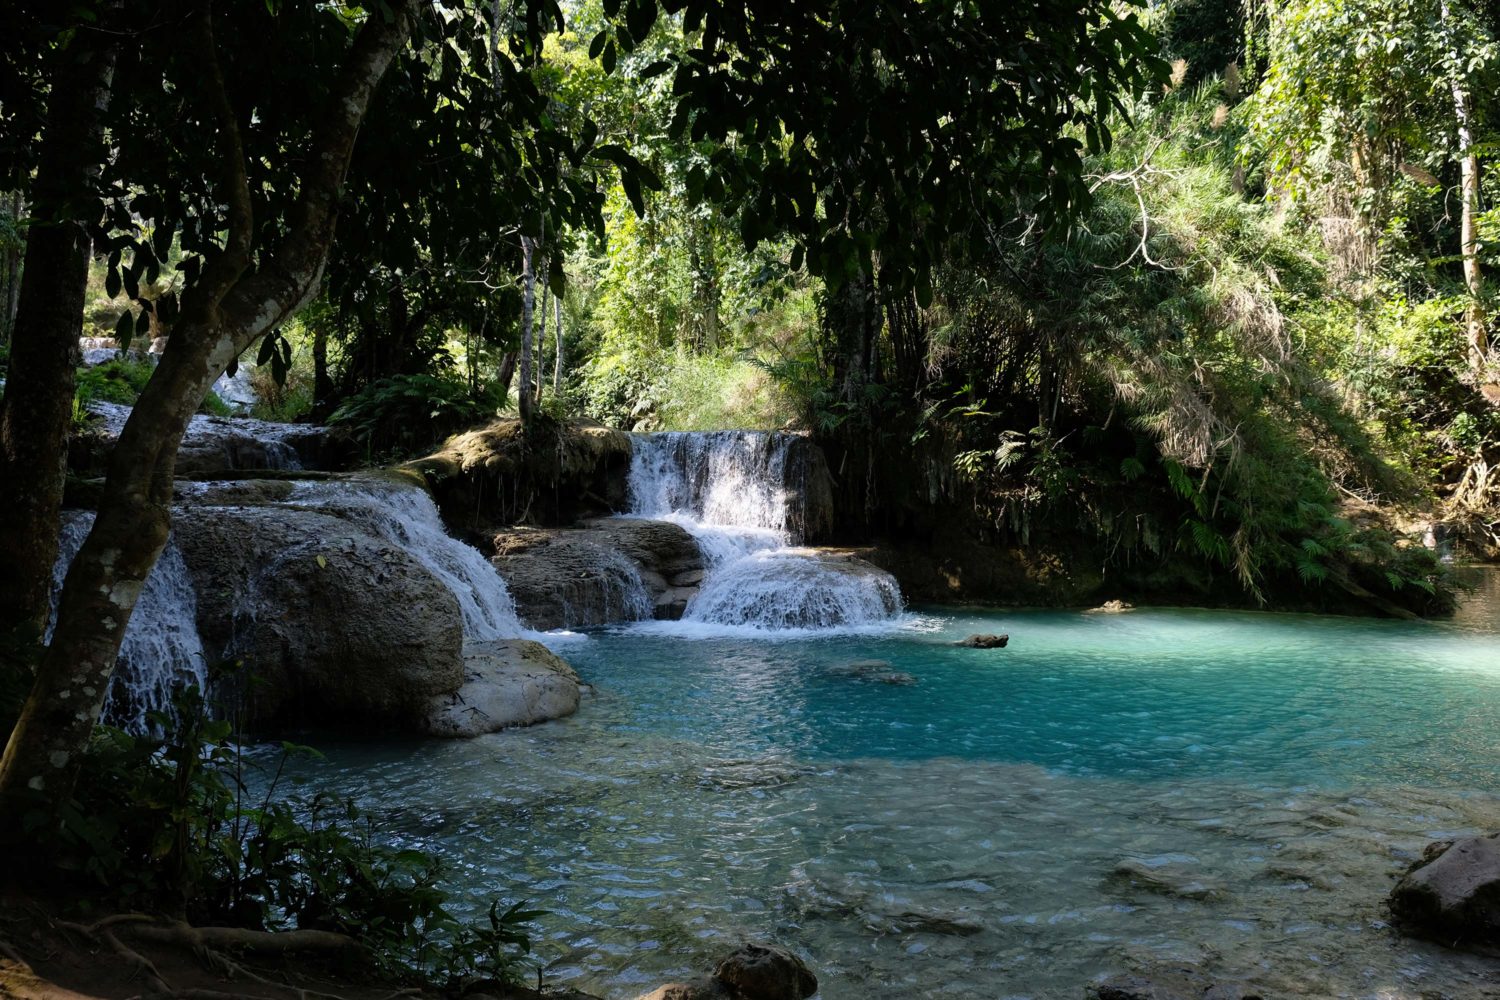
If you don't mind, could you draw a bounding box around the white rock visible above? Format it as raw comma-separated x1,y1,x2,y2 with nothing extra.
424,638,582,737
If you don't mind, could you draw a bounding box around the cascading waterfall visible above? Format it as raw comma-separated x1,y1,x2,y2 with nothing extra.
50,513,209,732
626,431,902,630
90,401,307,471
286,477,527,640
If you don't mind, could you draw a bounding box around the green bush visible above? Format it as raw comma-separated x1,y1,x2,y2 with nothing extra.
22,686,540,988
75,357,155,407
328,372,504,458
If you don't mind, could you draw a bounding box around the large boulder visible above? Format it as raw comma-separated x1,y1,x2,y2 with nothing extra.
712,945,817,1000
635,943,816,1000
424,639,582,737
490,518,704,630
172,503,465,729
1390,834,1500,947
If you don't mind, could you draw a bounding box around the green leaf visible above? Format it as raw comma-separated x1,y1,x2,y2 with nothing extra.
114,309,134,346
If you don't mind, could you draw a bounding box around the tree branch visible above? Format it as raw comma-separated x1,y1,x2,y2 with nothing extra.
194,1,253,306
220,0,421,346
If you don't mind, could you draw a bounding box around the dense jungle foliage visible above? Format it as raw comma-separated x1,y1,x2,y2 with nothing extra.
1,0,1497,986
11,0,1486,610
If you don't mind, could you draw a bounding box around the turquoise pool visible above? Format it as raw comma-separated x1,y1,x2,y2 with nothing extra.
282,599,1500,998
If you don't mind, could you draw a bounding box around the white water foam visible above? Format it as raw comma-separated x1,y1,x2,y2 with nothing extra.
625,432,904,632
286,477,528,641
50,513,209,732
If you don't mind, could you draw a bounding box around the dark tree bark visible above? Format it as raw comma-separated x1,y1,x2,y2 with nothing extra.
496,349,518,404
312,320,334,419
823,270,880,403
0,0,418,818
1,193,23,344
0,19,119,648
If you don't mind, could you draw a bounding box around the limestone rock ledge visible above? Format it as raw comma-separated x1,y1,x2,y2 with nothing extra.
424,639,583,737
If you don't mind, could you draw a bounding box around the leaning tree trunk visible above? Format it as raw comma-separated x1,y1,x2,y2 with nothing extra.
0,0,416,820
0,19,119,647
1444,0,1487,371
518,235,537,424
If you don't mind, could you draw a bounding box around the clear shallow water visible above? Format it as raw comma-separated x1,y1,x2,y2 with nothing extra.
278,603,1500,999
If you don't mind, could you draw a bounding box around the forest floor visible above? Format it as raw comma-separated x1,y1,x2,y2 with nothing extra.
0,896,593,1000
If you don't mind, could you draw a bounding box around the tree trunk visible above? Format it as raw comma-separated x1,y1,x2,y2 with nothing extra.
497,349,518,405
0,20,119,648
312,320,333,418
0,0,417,821
1444,0,1487,371
553,288,563,395
518,235,537,423
822,270,880,404
1,193,23,344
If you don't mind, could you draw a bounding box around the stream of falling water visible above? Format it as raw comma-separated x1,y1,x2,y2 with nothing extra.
624,431,903,631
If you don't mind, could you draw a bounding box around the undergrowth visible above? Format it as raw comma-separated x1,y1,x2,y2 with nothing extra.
15,685,541,989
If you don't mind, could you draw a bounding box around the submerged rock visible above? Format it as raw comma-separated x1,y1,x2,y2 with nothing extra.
1089,968,1262,1000
1390,833,1500,947
424,639,581,737
828,660,917,686
1109,857,1226,901
956,633,1009,648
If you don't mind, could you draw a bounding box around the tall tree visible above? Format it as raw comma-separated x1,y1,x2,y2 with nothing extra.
0,0,422,817
0,4,119,648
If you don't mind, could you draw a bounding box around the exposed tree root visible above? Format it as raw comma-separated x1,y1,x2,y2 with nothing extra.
55,917,172,995
52,915,360,1000
128,923,355,957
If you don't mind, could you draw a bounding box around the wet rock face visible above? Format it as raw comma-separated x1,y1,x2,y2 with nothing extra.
490,518,704,630
424,638,582,737
172,504,465,729
1390,834,1500,947
407,416,634,529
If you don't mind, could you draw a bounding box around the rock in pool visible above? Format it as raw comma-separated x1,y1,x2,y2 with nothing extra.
956,633,1009,648
424,639,583,737
827,660,917,685
1390,833,1500,948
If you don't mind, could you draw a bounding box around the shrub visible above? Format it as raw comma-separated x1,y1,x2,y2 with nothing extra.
20,686,540,988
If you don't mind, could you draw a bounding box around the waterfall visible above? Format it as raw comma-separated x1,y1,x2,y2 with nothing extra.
50,513,209,733
626,432,902,630
89,401,308,472
286,477,526,640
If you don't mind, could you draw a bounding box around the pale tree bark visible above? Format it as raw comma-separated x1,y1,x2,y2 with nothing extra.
0,0,418,818
518,235,537,423
1443,0,1487,371
553,285,563,395
0,15,120,647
